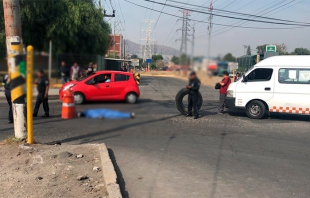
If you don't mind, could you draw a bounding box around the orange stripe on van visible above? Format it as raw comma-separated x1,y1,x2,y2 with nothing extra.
269,106,310,114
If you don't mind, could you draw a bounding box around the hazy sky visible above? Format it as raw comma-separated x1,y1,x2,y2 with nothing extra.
105,0,310,58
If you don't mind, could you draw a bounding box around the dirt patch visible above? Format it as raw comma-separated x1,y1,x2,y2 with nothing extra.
0,144,108,198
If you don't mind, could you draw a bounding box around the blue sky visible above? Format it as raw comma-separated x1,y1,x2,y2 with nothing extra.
105,0,310,58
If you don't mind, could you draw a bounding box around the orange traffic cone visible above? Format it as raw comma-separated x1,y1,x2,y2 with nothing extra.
61,89,77,119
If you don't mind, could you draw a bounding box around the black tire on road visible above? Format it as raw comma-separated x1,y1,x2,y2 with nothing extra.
74,92,85,105
126,92,138,104
246,100,266,119
175,88,203,115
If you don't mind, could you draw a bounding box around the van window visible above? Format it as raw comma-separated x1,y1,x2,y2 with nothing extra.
246,68,273,82
279,68,310,84
115,74,130,82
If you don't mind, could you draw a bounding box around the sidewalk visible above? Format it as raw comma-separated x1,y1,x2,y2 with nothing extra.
0,143,121,198
0,87,60,98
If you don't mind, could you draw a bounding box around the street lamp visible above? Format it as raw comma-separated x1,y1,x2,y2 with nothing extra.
243,45,248,55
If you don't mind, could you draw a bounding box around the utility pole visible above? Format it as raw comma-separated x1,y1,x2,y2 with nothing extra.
206,1,213,68
3,0,26,139
190,23,195,69
176,10,190,65
97,0,115,17
114,21,116,58
48,40,52,80
141,20,153,71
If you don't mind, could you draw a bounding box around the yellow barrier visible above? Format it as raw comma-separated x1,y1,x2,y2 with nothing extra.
135,73,140,85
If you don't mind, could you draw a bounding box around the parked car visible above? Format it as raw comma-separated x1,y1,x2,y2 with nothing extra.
59,71,140,104
225,56,310,119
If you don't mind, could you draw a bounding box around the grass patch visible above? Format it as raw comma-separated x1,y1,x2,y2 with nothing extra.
2,136,24,144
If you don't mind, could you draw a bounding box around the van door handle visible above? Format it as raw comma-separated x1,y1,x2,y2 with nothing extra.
265,87,271,91
106,85,109,88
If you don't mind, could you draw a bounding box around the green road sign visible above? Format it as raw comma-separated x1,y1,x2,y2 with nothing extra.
266,45,277,52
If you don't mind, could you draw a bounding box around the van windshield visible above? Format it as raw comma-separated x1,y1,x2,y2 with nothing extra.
244,66,255,76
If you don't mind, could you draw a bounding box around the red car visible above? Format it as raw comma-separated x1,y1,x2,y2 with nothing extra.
59,71,140,104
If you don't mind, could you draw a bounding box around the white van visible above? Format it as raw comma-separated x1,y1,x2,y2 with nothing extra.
225,56,310,119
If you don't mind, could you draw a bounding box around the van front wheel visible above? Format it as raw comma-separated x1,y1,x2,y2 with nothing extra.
246,100,265,119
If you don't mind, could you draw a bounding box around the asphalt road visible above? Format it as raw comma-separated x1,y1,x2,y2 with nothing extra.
1,76,310,198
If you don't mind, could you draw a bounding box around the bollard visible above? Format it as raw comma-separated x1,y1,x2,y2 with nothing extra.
26,46,34,144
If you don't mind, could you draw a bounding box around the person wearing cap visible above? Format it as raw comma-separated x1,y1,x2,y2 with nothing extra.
2,74,13,123
186,71,201,119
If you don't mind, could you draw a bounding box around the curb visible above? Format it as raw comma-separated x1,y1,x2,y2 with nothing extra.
98,144,122,198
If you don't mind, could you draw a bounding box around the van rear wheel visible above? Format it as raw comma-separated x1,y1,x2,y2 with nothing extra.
246,100,265,119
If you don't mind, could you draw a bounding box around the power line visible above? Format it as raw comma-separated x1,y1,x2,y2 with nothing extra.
143,0,310,26
211,0,306,38
151,0,167,36
124,0,309,29
207,0,287,36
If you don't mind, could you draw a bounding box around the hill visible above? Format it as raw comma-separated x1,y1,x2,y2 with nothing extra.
125,40,180,57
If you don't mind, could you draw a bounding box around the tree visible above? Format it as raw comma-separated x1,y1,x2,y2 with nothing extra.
223,53,236,62
152,54,163,63
291,48,310,55
138,58,143,66
156,60,165,69
246,46,251,55
180,54,190,65
256,43,288,55
276,43,288,55
131,54,138,59
0,0,111,54
171,55,180,64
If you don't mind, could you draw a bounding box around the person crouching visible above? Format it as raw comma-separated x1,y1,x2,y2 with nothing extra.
186,71,201,119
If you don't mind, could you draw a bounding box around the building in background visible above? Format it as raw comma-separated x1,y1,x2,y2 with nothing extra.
108,34,123,58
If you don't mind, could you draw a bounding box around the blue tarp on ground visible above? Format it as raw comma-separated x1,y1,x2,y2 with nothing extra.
83,108,131,119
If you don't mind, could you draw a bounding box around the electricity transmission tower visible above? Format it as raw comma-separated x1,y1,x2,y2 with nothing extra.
176,10,190,65
141,20,153,69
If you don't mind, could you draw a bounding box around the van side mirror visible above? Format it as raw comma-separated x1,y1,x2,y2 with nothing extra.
242,74,247,82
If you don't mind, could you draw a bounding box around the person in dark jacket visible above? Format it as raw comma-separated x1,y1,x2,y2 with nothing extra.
186,71,201,119
33,70,50,118
3,74,13,123
60,61,70,84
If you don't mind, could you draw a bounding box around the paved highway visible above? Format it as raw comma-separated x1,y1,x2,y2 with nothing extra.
1,76,310,198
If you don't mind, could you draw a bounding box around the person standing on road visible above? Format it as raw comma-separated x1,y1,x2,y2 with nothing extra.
70,62,82,81
2,74,13,123
33,70,50,118
60,61,70,84
218,71,231,114
186,71,201,119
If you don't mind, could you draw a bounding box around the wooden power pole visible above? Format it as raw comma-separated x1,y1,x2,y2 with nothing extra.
3,0,26,139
